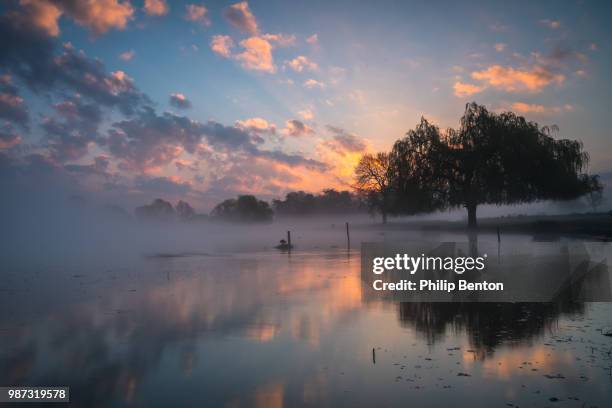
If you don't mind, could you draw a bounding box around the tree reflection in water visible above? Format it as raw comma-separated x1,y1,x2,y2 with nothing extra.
398,301,585,358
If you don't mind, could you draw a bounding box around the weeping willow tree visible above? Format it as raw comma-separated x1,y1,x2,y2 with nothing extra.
381,103,601,227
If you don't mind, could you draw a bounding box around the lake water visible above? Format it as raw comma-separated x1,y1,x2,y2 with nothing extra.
1,227,611,407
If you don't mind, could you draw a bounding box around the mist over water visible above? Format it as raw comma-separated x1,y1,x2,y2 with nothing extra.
1,234,611,407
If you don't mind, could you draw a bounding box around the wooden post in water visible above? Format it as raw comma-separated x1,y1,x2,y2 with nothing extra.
497,226,501,264
287,230,292,248
346,222,350,250
372,348,376,364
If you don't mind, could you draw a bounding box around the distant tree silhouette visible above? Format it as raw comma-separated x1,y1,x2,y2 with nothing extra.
318,189,356,213
354,153,393,223
135,198,175,221
272,189,364,216
210,195,273,223
384,103,601,227
176,200,196,221
273,191,317,215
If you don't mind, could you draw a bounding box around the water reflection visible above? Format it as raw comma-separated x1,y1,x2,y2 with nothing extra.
0,248,611,407
398,302,585,355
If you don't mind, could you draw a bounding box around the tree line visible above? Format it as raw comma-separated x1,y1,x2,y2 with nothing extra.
355,102,602,227
134,189,366,223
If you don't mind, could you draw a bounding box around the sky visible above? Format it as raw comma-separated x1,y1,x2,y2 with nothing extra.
0,0,610,211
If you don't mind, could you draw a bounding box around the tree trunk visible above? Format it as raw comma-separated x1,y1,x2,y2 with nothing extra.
382,211,387,224
467,203,477,229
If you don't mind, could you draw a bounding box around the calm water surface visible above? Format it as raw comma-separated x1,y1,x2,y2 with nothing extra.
1,243,611,407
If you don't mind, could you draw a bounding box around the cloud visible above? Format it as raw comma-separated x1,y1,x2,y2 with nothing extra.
224,1,258,35
534,46,588,69
174,159,198,172
0,124,22,149
0,19,148,115
212,34,295,73
184,4,210,26
253,150,327,170
64,155,111,176
235,117,277,144
284,56,318,72
510,102,574,114
12,0,134,37
315,126,368,184
306,34,318,45
324,126,367,154
298,109,314,121
494,43,506,52
283,120,314,137
143,0,168,16
103,105,324,175
303,79,325,89
0,1,335,206
169,93,192,109
119,49,135,61
261,33,296,47
12,0,62,36
214,3,293,73
61,0,134,35
0,75,29,128
210,35,234,58
453,81,485,97
539,19,561,29
471,64,565,93
235,36,275,73
236,117,276,134
42,96,102,162
105,107,204,172
200,153,328,201
135,175,192,195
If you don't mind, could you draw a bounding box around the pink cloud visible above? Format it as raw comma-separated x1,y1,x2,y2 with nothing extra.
185,4,210,26
169,93,192,109
59,0,134,35
303,79,325,89
210,35,234,58
471,65,565,93
284,56,318,72
261,33,296,47
235,36,275,73
15,0,62,36
298,109,314,121
236,117,275,132
306,34,318,45
510,102,574,114
143,0,168,16
453,81,485,97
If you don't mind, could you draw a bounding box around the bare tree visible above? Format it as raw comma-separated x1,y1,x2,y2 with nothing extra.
354,152,392,223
